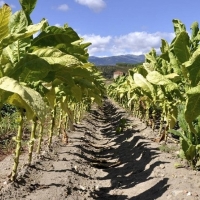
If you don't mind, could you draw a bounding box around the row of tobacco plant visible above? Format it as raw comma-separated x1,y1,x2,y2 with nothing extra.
108,19,200,169
0,1,105,181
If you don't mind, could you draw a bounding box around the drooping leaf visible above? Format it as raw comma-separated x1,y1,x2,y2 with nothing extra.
0,76,46,121
19,0,37,15
185,144,196,161
145,48,157,64
12,54,52,82
190,21,199,40
160,39,170,54
7,37,31,64
13,48,81,82
172,19,186,36
143,62,154,73
31,25,91,62
168,106,178,129
45,87,56,109
185,84,200,124
75,78,95,90
134,73,155,94
146,71,172,85
168,51,181,74
71,85,82,101
179,138,189,159
32,25,80,48
183,48,200,86
0,4,11,41
72,67,93,81
54,68,75,86
165,73,180,82
0,19,46,51
173,31,190,63
9,10,28,33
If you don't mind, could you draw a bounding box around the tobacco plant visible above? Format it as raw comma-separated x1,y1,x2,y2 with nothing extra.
108,19,200,168
0,0,106,181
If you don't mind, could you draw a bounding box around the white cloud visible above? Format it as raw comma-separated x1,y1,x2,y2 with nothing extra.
55,23,61,27
75,0,106,12
57,4,69,11
81,32,175,57
81,34,112,55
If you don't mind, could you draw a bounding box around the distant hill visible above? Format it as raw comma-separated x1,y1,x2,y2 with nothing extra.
89,54,145,66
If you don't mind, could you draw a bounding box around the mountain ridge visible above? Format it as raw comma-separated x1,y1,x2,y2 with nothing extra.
89,54,145,66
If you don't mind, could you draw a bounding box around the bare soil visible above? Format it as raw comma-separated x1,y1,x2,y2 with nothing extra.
0,99,200,200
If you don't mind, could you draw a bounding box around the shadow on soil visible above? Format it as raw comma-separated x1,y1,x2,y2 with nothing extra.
73,100,169,199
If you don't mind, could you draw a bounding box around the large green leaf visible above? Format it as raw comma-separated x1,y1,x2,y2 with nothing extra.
33,48,81,67
168,106,178,129
71,67,93,81
172,19,186,36
185,85,200,124
19,0,37,15
3,11,31,65
160,40,170,62
145,48,157,64
71,85,82,101
173,31,190,63
165,73,180,82
31,25,91,62
168,51,181,74
75,78,95,90
169,129,188,142
13,48,81,82
53,68,75,86
9,10,28,34
183,48,200,86
6,37,31,64
147,71,178,93
0,4,11,41
143,62,154,73
12,54,52,82
0,76,46,121
0,19,46,51
160,39,169,54
190,21,199,40
32,25,80,48
147,71,172,85
56,39,91,62
134,73,154,94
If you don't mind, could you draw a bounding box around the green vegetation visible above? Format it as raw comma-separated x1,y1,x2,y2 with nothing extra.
108,19,200,169
2,0,200,183
0,1,106,181
97,63,142,79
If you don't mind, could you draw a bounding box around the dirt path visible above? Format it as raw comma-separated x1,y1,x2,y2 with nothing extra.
0,99,200,199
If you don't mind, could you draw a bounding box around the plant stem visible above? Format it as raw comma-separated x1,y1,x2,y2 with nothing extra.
48,105,56,148
28,117,37,165
11,108,24,181
37,123,44,154
66,105,75,131
57,108,63,137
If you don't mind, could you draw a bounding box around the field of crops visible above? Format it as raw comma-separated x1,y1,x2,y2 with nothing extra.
1,1,200,199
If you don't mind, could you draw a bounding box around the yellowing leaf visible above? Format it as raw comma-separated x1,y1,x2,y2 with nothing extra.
0,76,46,121
0,4,11,41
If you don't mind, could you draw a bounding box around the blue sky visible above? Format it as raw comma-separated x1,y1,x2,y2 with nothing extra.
2,0,200,57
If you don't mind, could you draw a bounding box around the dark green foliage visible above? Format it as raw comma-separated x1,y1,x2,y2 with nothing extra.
97,63,143,79
1,104,16,117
